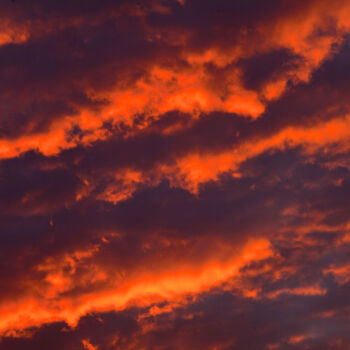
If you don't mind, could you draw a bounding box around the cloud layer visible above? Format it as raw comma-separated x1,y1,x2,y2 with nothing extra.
1,1,350,349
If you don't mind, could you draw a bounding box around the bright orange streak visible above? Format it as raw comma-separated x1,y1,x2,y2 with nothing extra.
1,0,350,159
95,114,350,204
289,335,308,344
267,285,327,299
164,114,350,193
0,239,271,334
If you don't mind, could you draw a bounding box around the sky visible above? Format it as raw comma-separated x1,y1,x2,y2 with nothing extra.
1,0,350,349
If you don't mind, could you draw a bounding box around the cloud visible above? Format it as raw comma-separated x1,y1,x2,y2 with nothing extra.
1,0,350,349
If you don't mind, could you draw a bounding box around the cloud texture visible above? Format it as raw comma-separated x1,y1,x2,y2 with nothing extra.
1,0,350,349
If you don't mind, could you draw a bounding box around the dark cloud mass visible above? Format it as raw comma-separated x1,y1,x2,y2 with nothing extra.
1,0,350,349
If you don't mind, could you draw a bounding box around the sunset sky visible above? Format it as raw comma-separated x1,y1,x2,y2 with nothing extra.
1,0,350,349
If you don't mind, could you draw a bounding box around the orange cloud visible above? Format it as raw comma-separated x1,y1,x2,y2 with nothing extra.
289,334,309,344
82,339,99,350
267,285,327,299
0,239,271,334
324,263,350,285
159,114,350,193
86,113,350,205
1,0,350,161
2,3,350,348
